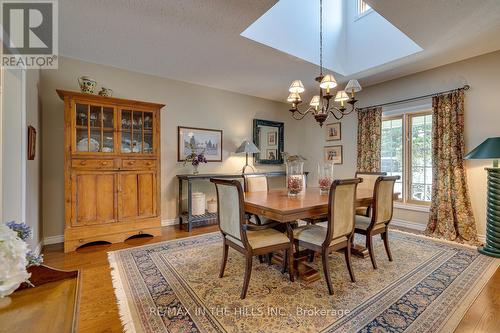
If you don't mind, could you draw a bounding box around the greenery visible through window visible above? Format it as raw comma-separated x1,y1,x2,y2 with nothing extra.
357,0,372,17
381,112,433,204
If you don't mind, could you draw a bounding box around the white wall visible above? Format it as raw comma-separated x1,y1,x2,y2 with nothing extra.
300,50,500,238
40,56,299,239
1,68,42,250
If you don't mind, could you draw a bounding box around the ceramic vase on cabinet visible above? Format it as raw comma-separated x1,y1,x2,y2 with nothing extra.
78,76,97,94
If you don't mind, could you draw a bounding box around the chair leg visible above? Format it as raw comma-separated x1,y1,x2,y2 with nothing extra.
219,241,229,278
308,251,315,262
267,253,272,265
258,255,264,263
321,248,334,295
344,240,356,282
241,255,253,299
282,250,288,274
381,231,393,261
288,245,295,282
366,234,377,269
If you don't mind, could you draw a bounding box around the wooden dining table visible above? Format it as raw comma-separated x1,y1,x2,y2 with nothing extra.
244,187,399,282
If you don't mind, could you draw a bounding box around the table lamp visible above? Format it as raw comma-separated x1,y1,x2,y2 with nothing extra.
465,137,500,257
235,140,260,174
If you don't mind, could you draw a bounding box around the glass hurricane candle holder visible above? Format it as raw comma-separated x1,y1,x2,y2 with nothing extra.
286,159,304,197
318,162,334,195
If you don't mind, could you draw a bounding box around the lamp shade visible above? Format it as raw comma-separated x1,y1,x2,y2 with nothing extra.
345,79,362,93
309,95,321,107
235,140,260,154
319,74,337,90
464,137,500,159
289,80,305,93
287,92,302,103
334,90,349,102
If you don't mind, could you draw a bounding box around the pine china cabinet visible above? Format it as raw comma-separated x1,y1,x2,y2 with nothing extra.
57,90,164,252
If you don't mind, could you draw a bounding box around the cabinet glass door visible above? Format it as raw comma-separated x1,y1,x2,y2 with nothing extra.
120,109,154,154
75,103,114,153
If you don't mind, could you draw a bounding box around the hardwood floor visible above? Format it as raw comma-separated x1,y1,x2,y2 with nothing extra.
42,225,500,333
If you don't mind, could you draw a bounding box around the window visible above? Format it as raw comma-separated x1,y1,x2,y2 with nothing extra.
381,112,433,205
357,0,372,17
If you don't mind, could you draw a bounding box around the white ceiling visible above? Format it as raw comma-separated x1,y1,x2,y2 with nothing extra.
59,0,500,102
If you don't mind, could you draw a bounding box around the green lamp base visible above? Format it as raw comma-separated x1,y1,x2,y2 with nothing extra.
479,168,500,258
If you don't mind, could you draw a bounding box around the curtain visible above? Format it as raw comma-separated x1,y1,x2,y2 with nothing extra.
357,106,382,172
426,90,478,243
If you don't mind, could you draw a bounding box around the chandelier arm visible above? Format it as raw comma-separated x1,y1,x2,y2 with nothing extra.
291,108,311,120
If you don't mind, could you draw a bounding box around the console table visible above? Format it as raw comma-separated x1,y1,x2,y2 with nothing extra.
177,171,287,231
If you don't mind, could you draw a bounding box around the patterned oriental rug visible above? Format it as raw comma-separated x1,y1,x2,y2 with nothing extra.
108,230,499,333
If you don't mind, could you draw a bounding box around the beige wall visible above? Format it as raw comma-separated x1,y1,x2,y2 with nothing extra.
300,50,500,237
40,57,299,238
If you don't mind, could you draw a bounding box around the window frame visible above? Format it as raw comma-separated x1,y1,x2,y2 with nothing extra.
355,0,373,20
381,110,432,206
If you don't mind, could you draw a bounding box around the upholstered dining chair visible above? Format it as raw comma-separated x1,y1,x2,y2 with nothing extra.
354,175,400,269
211,178,294,299
354,171,387,217
243,175,270,226
293,178,362,295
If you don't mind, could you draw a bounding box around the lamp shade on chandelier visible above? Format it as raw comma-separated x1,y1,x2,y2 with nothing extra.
286,0,362,126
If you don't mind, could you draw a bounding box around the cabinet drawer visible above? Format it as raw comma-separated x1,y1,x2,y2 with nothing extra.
121,159,156,170
72,159,115,170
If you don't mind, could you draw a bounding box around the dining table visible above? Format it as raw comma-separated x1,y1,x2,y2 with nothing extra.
243,187,400,282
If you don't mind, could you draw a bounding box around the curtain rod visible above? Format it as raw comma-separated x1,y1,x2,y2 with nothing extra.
357,84,470,110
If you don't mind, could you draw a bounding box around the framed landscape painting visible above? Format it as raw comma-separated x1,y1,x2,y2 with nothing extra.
324,145,343,164
177,126,223,162
325,122,341,141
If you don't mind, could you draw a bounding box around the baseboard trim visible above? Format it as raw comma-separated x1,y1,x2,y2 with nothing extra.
161,218,179,227
391,218,427,232
43,234,64,245
33,241,43,256
478,234,486,243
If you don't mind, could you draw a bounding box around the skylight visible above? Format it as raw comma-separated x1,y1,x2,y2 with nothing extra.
241,0,422,76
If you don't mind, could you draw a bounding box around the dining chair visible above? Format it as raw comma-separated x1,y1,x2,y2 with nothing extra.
355,171,387,217
354,175,400,269
293,178,361,295
211,178,294,299
243,175,270,226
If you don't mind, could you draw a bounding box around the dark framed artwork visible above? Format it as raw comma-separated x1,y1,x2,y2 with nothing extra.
325,122,341,141
324,145,343,164
28,125,36,160
177,126,223,162
253,119,284,165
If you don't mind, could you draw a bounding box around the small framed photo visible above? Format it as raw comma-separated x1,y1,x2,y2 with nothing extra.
325,122,341,141
266,149,278,160
28,125,36,160
324,145,343,164
178,126,223,162
267,131,277,146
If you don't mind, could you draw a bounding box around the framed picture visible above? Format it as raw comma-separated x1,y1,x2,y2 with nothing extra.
266,149,278,160
325,122,341,141
267,131,277,146
28,125,36,160
177,126,223,162
324,145,343,164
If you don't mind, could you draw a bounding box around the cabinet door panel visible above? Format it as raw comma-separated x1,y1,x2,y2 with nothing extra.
118,172,156,220
72,172,117,225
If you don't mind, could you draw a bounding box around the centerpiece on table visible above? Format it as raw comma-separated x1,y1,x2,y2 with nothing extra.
0,222,43,303
318,162,334,195
184,142,208,175
283,153,306,197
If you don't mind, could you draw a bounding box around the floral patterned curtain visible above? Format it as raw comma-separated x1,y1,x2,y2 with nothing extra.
425,91,478,243
357,106,382,172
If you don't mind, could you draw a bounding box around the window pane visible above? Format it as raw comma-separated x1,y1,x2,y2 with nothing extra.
381,118,403,197
410,114,432,202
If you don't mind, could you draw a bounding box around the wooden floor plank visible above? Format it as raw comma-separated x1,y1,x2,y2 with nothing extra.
40,225,499,333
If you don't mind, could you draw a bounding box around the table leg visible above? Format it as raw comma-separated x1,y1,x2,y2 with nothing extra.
178,179,183,228
187,180,193,232
351,243,370,258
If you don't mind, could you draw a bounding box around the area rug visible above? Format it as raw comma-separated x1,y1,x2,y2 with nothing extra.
108,230,498,333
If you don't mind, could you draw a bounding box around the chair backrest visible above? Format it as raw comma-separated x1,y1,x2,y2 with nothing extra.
210,178,248,247
355,172,387,194
244,175,268,192
372,176,400,225
324,178,362,245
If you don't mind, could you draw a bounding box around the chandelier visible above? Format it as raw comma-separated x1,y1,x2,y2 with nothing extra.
286,0,362,127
